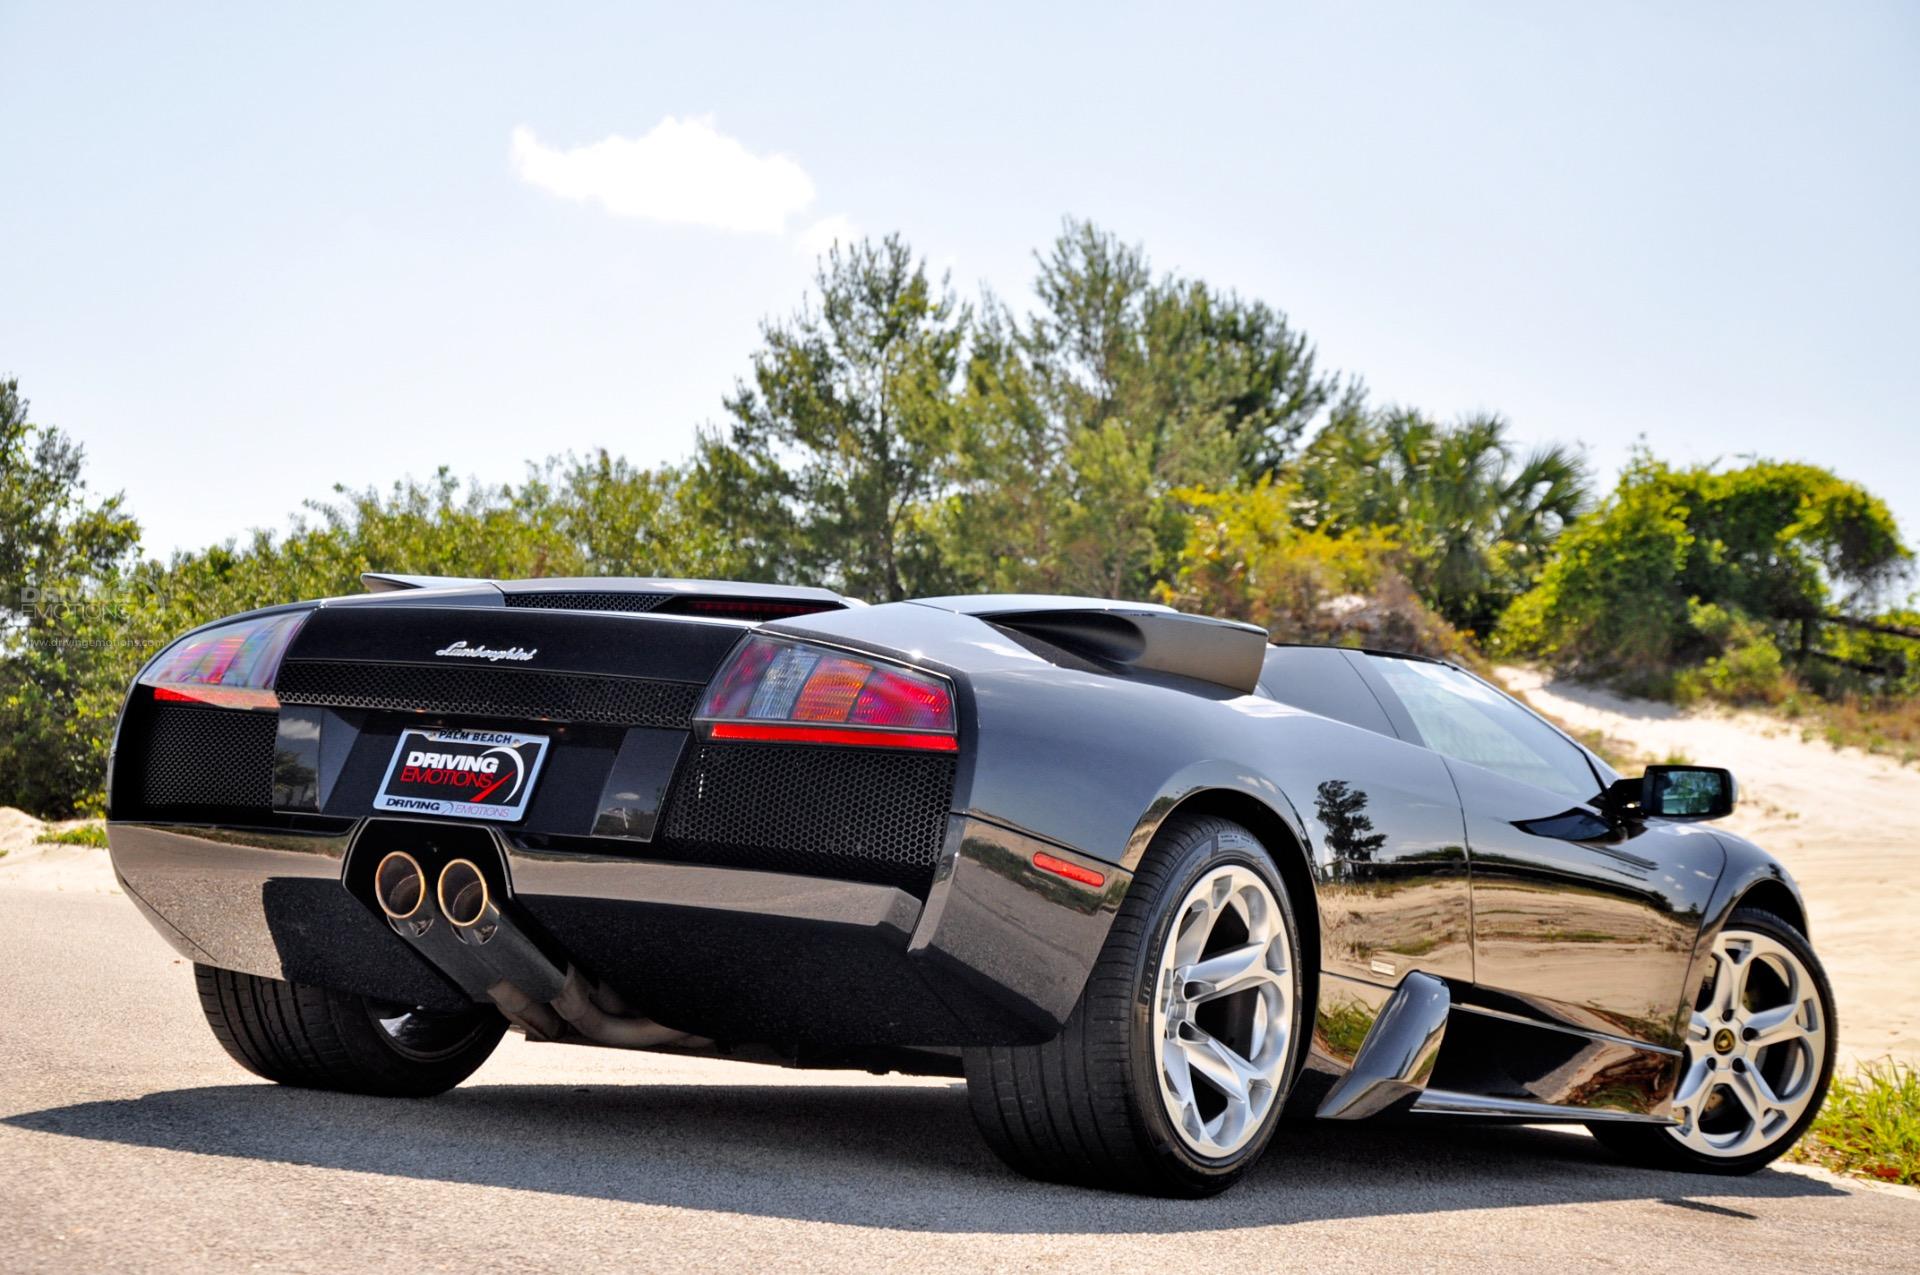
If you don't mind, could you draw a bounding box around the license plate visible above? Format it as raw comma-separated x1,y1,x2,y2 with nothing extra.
374,728,549,823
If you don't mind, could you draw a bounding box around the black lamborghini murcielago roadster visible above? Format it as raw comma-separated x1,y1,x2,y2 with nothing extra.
106,575,1835,1196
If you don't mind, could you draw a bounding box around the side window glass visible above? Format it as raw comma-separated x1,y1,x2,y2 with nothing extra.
1258,646,1395,737
1367,657,1599,801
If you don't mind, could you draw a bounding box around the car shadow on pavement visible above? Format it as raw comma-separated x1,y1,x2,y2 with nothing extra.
5,1080,1849,1232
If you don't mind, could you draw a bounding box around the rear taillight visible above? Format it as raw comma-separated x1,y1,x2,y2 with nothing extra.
697,635,957,751
139,611,308,711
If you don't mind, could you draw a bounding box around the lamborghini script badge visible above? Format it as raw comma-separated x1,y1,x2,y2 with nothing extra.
434,640,538,662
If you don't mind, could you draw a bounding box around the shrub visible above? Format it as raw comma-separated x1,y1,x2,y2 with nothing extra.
1673,601,1793,705
36,822,108,848
1159,479,1472,660
1495,454,1909,691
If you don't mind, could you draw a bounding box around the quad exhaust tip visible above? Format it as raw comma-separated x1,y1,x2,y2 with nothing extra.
437,858,492,930
374,851,703,1052
373,851,428,922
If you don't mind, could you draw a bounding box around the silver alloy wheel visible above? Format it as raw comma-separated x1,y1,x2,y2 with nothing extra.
1668,928,1828,1158
1152,864,1295,1158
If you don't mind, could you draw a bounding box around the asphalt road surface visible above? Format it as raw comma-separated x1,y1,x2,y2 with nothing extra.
7,879,1919,1274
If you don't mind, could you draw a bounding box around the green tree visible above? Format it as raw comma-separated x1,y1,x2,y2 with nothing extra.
925,299,1066,591
0,379,143,815
700,235,968,601
945,220,1336,598
1297,408,1590,633
550,451,743,579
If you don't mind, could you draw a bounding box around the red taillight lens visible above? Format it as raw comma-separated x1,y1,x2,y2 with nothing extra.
697,636,957,750
139,612,308,710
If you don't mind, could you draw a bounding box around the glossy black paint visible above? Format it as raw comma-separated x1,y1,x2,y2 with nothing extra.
908,816,1132,1032
912,595,1268,693
590,728,687,841
109,820,468,1010
107,583,1819,1126
1428,1004,1681,1116
287,602,749,683
1444,760,1722,1046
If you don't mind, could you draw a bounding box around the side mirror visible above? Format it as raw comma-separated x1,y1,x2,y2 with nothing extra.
1605,765,1737,821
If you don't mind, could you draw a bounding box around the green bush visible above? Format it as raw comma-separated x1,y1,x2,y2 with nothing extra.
1495,454,1909,691
36,822,108,848
1672,601,1793,705
1158,479,1471,660
1490,465,1693,680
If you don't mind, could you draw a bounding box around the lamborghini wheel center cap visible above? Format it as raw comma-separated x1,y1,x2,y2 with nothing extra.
1713,1027,1738,1055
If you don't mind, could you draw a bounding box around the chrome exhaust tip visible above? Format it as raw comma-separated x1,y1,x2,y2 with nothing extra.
373,851,429,922
437,858,492,930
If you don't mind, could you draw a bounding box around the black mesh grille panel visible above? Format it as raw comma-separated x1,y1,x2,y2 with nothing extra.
658,743,957,892
275,660,702,727
138,705,278,809
504,591,669,613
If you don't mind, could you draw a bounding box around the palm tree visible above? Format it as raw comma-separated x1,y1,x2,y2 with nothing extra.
1297,409,1590,633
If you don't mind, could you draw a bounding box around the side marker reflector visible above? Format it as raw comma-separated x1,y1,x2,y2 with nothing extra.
1032,851,1106,889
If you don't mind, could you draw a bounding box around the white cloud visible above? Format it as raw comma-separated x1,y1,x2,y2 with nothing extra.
794,213,859,259
510,116,816,235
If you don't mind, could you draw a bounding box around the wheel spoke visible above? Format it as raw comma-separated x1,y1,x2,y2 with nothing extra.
1161,1034,1196,1107
1173,898,1215,967
1727,1069,1771,1127
1672,1055,1713,1106
1180,1028,1259,1103
1743,1064,1785,1115
1711,945,1750,1019
1180,941,1275,1002
1744,1002,1806,1049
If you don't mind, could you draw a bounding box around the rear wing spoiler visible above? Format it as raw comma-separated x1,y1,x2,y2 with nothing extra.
356,572,852,620
361,572,492,594
912,595,1269,694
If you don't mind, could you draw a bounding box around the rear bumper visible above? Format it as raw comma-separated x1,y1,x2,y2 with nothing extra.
108,814,1128,1048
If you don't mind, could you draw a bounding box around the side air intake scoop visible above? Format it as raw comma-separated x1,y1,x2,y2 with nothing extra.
910,595,1269,695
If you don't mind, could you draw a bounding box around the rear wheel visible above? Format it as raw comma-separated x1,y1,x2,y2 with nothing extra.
195,964,506,1097
963,814,1305,1196
1588,908,1835,1175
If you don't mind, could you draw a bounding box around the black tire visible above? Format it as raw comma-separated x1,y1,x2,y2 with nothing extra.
963,814,1306,1197
195,964,506,1097
1587,907,1836,1175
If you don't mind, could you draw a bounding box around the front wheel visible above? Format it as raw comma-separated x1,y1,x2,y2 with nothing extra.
1588,907,1836,1175
195,964,506,1097
963,814,1305,1196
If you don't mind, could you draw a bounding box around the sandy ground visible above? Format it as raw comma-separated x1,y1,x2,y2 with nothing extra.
4,882,1917,1273
1503,665,1920,1066
0,810,117,894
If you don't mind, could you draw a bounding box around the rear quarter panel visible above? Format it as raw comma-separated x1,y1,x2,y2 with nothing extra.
775,603,1474,991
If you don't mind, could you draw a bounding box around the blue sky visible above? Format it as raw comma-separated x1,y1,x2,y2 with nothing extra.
3,2,1916,559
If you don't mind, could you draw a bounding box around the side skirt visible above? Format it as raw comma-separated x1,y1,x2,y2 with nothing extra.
1312,972,1682,1126
1411,1090,1671,1124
